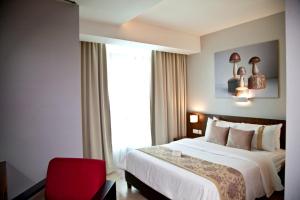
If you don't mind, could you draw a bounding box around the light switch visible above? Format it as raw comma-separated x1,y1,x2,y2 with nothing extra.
193,129,202,135
198,130,202,135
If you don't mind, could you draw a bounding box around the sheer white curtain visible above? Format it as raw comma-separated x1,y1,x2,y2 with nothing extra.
107,44,152,168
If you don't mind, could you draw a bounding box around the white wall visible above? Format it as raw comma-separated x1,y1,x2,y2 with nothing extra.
80,19,201,54
187,13,286,119
0,0,82,198
285,0,300,199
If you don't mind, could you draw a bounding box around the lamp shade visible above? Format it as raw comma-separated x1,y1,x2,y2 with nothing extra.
190,115,198,123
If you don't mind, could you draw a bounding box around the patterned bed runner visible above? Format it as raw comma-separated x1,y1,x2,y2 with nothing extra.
138,146,246,200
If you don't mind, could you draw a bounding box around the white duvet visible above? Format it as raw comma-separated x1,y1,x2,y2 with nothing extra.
125,138,284,200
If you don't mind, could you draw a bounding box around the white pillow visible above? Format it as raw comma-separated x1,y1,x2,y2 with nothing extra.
204,117,215,141
215,119,239,128
264,124,282,150
235,123,282,151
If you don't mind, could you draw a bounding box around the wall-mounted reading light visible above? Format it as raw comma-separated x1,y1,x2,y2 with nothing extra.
189,114,198,123
234,88,254,103
190,114,202,135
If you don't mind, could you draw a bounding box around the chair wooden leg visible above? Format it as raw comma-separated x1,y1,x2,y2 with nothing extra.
93,180,116,200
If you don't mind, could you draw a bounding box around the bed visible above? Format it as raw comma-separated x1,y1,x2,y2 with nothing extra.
125,113,286,200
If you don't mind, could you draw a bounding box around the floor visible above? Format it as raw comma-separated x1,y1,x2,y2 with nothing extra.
108,170,146,200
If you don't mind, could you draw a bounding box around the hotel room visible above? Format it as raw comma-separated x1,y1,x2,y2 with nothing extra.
0,0,299,200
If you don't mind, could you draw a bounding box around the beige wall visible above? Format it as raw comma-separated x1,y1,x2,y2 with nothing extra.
187,13,286,119
285,0,300,198
0,0,82,198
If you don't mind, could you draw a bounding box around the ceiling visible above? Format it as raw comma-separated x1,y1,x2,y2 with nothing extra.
75,0,161,24
76,0,285,36
135,0,285,35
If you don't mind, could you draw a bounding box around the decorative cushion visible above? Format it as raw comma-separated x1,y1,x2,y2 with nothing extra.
205,117,239,141
206,125,230,145
235,123,282,151
234,123,261,149
226,128,254,151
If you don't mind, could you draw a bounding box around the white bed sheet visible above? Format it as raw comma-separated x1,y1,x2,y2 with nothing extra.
125,138,284,200
250,148,285,172
272,149,286,171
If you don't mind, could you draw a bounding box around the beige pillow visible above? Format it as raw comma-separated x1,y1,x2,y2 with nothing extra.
226,128,254,151
206,125,230,145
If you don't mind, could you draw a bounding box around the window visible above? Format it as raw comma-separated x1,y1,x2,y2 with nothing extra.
107,44,152,168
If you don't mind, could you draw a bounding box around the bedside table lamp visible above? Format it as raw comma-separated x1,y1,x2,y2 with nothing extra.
190,114,198,123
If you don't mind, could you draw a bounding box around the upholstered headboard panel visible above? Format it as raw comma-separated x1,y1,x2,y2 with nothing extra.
187,112,286,149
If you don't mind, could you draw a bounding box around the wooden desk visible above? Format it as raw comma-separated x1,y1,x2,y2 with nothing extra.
0,161,8,200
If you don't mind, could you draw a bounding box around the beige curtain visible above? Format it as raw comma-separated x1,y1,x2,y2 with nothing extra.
151,50,187,145
81,41,114,173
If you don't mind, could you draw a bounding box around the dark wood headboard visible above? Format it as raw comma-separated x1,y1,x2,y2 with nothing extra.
187,112,286,149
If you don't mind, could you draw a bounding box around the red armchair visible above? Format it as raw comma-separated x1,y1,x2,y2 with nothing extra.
13,158,116,200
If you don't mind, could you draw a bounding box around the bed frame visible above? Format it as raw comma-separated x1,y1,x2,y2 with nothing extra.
125,112,286,200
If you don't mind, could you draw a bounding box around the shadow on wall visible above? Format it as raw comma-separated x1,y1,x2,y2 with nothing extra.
6,162,35,199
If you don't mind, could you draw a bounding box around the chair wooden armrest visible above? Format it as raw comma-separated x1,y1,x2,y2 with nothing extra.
93,180,116,200
12,179,46,200
12,179,116,200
